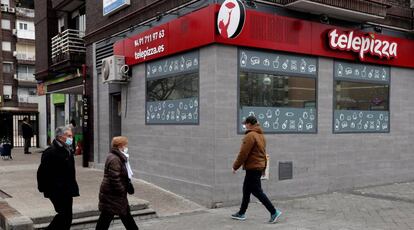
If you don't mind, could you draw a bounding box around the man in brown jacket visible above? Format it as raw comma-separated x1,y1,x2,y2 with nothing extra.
231,116,282,223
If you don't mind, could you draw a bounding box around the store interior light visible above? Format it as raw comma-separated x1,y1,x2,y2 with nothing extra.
263,76,272,85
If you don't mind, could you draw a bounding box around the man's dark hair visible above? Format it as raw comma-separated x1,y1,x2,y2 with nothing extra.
23,117,29,122
242,116,257,125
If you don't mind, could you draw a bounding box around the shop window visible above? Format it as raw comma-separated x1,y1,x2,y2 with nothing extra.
240,73,316,108
146,50,199,124
333,61,390,133
239,49,318,133
147,73,198,102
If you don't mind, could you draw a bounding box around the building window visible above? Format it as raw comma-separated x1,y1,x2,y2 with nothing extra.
238,49,318,133
333,61,390,133
19,23,28,30
1,0,9,7
2,41,11,51
146,51,199,124
2,62,13,73
58,17,65,33
1,19,10,30
17,65,35,80
3,85,12,99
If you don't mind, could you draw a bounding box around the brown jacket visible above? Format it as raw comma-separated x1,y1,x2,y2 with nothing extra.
98,148,130,215
233,125,267,171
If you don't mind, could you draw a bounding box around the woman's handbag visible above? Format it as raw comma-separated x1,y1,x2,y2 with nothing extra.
127,179,135,194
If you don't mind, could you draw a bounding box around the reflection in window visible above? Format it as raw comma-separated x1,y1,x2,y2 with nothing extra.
147,73,198,102
335,81,389,111
240,72,316,108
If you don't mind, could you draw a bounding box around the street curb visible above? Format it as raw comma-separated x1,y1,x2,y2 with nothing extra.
0,200,33,230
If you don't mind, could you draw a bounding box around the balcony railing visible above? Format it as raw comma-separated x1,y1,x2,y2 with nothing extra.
17,73,36,81
16,53,35,61
15,7,34,18
51,29,86,64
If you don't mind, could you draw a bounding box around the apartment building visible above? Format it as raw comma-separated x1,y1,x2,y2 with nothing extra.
0,0,43,147
34,0,87,160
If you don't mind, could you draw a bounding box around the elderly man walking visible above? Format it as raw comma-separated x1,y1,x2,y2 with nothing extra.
37,126,79,230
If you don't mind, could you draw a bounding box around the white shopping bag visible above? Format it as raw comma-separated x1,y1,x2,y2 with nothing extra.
261,154,270,180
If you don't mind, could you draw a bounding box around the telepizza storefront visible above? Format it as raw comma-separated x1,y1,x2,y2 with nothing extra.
95,1,414,207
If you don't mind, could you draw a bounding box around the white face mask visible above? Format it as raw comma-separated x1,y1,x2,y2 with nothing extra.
121,147,128,154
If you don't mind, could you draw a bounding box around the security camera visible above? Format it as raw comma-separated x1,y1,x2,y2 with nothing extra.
374,26,382,33
319,14,329,24
244,0,257,8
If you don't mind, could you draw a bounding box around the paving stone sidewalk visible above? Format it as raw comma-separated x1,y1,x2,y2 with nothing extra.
131,183,414,230
2,148,414,230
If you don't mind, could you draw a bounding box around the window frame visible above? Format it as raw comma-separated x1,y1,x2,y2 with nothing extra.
332,60,391,134
237,49,318,134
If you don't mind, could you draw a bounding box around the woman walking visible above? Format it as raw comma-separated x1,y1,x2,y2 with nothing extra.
96,136,138,230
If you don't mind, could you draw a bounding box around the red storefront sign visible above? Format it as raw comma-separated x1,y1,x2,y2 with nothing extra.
114,4,414,68
114,6,216,66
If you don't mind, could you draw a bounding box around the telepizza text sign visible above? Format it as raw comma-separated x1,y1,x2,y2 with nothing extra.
328,29,398,61
133,28,166,61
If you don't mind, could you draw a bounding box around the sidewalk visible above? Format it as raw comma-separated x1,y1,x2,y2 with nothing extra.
0,148,204,229
137,183,414,230
2,148,414,229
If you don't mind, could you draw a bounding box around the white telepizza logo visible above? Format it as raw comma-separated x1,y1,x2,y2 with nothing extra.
328,29,398,61
217,0,246,39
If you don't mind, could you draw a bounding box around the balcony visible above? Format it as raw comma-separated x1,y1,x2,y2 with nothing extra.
18,95,38,103
16,53,36,64
51,29,86,70
269,0,389,22
15,7,35,18
16,75,37,87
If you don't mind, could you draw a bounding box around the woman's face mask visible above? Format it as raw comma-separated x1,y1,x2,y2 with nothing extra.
120,146,128,154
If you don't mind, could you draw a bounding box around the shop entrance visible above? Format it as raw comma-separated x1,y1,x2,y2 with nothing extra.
110,94,122,139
